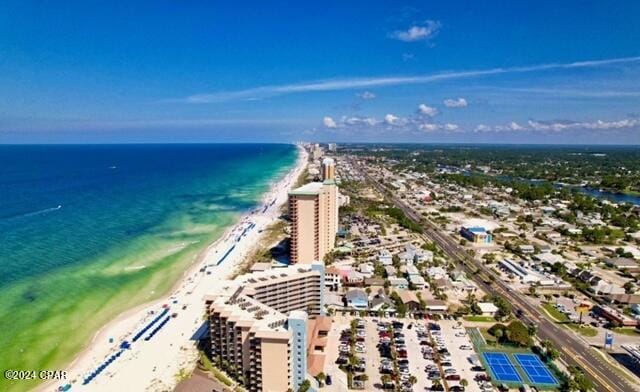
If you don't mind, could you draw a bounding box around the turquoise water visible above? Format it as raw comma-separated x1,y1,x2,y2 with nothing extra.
0,144,297,391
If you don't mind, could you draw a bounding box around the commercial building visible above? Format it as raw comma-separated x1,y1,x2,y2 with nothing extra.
206,264,325,392
289,178,339,264
477,302,499,317
460,226,493,244
498,259,556,285
594,305,639,327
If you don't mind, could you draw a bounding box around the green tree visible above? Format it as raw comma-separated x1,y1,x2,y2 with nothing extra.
507,320,533,347
299,379,311,392
490,295,512,320
542,340,560,361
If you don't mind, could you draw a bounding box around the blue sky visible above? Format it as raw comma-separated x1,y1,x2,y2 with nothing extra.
1,1,639,144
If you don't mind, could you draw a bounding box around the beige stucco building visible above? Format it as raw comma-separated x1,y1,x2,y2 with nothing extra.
289,179,339,264
321,157,335,181
206,264,325,392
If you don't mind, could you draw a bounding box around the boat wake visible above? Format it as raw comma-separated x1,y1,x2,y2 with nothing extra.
1,205,62,221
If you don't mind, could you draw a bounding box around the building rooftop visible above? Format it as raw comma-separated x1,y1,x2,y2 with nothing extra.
210,292,289,334
477,302,499,313
206,263,323,335
289,182,324,196
398,290,419,304
346,289,368,303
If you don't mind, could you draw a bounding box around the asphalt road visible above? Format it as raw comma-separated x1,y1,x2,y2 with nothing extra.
354,161,639,392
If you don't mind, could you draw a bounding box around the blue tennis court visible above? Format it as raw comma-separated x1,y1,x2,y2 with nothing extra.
483,352,522,383
514,353,558,385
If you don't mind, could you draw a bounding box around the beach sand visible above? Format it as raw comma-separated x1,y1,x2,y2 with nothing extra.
37,145,308,392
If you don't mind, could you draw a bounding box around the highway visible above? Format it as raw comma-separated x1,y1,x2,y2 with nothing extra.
353,160,639,392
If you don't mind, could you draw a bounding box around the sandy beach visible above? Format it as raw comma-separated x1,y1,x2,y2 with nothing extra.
37,144,308,392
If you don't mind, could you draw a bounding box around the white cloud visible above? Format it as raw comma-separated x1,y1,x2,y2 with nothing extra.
443,97,468,108
509,121,525,131
419,123,439,132
443,123,460,131
323,116,337,129
389,20,441,42
177,56,640,103
357,91,376,100
418,104,439,117
472,118,640,133
527,118,640,131
384,113,401,125
343,116,380,127
417,122,460,133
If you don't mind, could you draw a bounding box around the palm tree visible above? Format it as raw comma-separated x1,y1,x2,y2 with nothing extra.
460,378,468,387
409,375,417,385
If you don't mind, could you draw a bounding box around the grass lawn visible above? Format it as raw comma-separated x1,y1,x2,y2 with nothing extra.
613,327,640,336
565,323,598,337
479,328,497,344
464,315,496,322
541,303,569,323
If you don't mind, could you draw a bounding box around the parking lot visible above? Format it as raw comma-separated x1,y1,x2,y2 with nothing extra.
326,316,493,391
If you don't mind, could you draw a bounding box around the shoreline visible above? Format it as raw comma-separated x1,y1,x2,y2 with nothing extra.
37,144,308,392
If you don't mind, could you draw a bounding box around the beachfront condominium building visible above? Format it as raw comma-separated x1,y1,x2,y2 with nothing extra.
289,179,339,264
321,158,335,181
311,143,323,160
206,263,325,392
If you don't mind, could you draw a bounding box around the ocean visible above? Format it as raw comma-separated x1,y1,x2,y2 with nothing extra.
0,144,297,391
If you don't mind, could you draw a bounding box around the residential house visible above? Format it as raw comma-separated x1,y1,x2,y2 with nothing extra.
397,244,433,264
409,275,427,289
398,290,421,312
345,289,369,310
424,300,448,313
519,245,535,254
604,257,639,271
388,277,409,289
384,265,397,278
358,263,375,278
325,266,342,291
378,250,393,266
370,292,396,314
426,266,447,280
